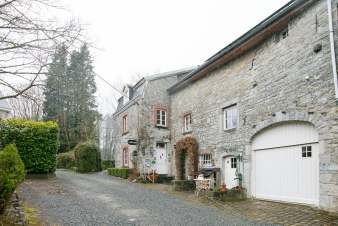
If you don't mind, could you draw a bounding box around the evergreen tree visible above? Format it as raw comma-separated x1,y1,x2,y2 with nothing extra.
43,45,71,152
43,44,99,153
67,44,98,144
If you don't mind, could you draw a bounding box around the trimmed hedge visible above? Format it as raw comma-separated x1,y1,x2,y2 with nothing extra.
57,151,75,169
74,142,101,173
0,119,59,174
0,145,25,212
107,168,130,179
101,160,114,170
172,180,196,191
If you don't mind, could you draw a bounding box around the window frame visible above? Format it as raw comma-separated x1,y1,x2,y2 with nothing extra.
123,147,129,167
302,146,312,158
122,114,128,134
231,157,237,169
155,108,167,128
223,104,238,130
199,153,213,168
183,113,192,133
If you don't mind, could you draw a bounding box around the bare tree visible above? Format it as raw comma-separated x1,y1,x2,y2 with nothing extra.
9,85,43,120
0,0,82,100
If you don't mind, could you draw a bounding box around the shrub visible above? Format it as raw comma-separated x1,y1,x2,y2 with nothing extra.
107,168,130,179
101,160,114,170
172,180,195,191
74,142,101,173
0,119,59,174
0,145,25,212
57,151,75,169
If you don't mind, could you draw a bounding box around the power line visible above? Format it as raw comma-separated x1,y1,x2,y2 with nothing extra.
94,72,128,99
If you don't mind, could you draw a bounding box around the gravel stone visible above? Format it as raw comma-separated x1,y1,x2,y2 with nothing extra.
18,170,274,226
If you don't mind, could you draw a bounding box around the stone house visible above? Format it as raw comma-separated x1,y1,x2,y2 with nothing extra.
112,68,193,175
168,0,338,212
0,93,11,119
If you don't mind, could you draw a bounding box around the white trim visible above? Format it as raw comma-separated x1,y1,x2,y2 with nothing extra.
156,109,167,127
223,105,238,130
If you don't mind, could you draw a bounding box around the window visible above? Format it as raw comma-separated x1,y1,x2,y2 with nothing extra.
281,27,289,39
123,148,129,167
199,154,212,168
156,142,165,149
274,26,289,43
184,113,192,133
223,105,238,130
302,146,312,158
156,109,167,127
231,157,237,169
122,115,128,133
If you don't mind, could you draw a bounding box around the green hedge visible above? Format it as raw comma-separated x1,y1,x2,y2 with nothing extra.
0,145,25,213
107,168,130,179
74,142,101,173
101,160,114,170
0,119,59,174
57,151,75,169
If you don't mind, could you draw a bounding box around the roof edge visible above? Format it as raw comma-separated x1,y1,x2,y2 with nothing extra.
168,0,313,94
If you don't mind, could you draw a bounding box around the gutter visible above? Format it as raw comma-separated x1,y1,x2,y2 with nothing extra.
327,0,338,105
168,0,312,94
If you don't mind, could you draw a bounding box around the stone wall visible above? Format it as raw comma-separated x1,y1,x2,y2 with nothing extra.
169,0,338,212
113,75,184,175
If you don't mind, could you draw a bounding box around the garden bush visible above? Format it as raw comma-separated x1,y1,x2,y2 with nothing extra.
0,119,59,174
74,142,101,173
101,160,114,170
0,145,25,212
57,151,75,169
107,168,130,179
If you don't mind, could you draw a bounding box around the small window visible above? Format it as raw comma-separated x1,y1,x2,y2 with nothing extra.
281,27,289,39
199,154,212,168
183,113,192,133
156,142,165,149
302,146,312,158
223,105,238,130
231,157,237,169
122,115,128,133
156,109,167,127
123,148,129,167
274,27,288,43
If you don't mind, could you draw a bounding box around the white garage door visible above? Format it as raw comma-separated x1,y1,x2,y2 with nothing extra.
252,122,319,206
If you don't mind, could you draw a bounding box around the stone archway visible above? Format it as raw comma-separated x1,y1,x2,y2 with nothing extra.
175,137,198,180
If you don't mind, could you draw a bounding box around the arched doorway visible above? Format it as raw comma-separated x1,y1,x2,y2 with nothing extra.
251,121,319,205
175,137,198,180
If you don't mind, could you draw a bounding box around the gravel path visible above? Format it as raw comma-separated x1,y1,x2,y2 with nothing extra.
19,170,268,226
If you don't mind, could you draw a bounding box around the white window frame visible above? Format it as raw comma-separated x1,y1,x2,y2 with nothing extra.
199,154,212,168
122,115,128,133
184,113,192,133
223,105,238,130
156,109,167,127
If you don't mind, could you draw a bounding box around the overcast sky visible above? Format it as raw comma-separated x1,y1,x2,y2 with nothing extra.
62,0,290,115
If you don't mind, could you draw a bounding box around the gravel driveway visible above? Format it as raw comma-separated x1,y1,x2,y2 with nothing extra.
18,170,269,226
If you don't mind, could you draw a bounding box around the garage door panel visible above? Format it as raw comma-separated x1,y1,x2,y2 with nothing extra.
254,144,319,205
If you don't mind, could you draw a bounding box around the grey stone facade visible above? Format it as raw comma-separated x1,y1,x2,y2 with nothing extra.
112,68,193,174
168,0,338,212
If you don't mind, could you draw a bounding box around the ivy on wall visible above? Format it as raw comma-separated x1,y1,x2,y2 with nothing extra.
175,137,198,180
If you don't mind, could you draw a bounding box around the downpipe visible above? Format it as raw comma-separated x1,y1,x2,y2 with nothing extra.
327,0,338,105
